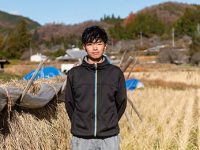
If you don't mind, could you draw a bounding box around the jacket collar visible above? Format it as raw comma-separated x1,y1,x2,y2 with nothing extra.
81,55,110,70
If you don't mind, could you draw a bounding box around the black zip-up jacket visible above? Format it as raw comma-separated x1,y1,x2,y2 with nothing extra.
65,56,127,138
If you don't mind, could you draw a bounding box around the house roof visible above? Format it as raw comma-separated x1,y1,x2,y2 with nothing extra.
56,49,87,61
67,50,87,58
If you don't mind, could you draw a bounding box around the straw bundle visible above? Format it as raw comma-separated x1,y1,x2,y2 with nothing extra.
0,77,71,150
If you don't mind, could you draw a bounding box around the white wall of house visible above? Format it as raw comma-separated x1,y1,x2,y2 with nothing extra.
30,53,47,62
61,64,74,73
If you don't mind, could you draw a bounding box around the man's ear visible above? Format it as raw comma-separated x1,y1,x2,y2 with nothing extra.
104,44,107,51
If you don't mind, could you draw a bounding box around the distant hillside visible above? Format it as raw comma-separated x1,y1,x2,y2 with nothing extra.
37,2,199,42
36,21,112,41
0,10,41,34
124,2,197,27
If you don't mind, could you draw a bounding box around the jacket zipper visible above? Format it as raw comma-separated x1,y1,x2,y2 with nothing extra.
94,63,97,137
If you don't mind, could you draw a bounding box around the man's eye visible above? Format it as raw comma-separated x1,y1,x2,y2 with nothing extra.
87,43,92,46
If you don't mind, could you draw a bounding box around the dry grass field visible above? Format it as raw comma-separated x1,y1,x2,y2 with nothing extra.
0,62,200,150
120,66,200,150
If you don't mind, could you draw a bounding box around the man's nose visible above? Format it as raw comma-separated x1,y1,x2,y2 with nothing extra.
93,44,98,50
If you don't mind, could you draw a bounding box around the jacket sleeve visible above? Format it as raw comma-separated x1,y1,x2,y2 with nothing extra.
116,71,127,121
65,71,75,122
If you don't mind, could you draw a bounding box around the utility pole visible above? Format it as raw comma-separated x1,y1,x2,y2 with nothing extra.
197,24,200,35
140,31,143,47
172,28,175,47
111,38,114,51
29,42,33,59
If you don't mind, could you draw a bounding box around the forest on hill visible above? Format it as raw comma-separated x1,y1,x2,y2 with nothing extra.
0,1,199,64
0,10,40,34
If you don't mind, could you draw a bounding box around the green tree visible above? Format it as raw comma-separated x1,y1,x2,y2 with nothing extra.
175,8,200,37
109,13,165,40
109,24,129,40
189,34,200,64
0,35,4,50
190,34,200,56
4,20,31,58
101,14,123,25
44,49,66,58
126,13,165,38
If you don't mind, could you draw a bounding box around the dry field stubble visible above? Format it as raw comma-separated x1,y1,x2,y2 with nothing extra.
4,61,64,76
1,63,200,150
120,65,200,150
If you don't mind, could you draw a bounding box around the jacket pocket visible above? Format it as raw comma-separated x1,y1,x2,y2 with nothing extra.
73,112,92,133
99,110,118,133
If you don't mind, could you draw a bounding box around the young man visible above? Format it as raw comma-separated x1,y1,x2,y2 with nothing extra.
65,26,127,150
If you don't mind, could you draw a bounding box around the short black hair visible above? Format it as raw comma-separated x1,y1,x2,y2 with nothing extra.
81,26,108,45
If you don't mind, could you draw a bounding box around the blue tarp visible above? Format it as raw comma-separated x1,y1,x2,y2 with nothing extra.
23,66,63,81
126,79,139,90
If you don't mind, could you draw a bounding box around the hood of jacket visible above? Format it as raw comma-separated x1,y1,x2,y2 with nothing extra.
81,55,110,70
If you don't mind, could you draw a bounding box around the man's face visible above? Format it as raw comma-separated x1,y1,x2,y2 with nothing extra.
83,40,107,61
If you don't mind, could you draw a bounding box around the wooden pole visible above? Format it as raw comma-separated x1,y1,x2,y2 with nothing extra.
120,56,143,123
125,111,134,129
119,50,128,67
128,98,142,121
126,57,138,79
20,59,46,102
120,56,134,72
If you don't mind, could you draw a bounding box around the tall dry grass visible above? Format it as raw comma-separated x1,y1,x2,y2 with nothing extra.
120,70,200,150
130,70,200,86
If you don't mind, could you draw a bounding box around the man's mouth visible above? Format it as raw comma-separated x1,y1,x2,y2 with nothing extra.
92,52,99,55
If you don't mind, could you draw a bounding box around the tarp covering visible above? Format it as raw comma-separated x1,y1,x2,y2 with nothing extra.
0,83,63,111
126,79,144,90
23,66,63,81
126,79,139,90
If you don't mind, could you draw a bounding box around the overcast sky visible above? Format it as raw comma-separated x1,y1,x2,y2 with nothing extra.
0,0,199,25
